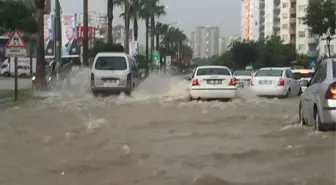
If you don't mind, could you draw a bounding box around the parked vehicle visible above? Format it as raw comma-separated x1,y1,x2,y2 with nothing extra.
250,67,301,98
0,57,36,77
299,59,336,131
186,65,237,100
91,52,140,96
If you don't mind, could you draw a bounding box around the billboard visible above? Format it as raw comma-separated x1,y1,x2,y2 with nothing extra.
61,14,80,57
44,14,54,58
129,40,139,57
76,26,93,40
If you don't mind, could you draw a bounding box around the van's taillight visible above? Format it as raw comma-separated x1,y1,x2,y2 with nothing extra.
325,82,336,99
229,77,236,86
192,78,199,86
278,78,285,86
250,77,254,85
127,73,131,81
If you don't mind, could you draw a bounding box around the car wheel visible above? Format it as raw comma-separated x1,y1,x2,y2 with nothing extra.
92,90,99,97
313,108,323,131
297,88,302,96
285,88,291,98
299,102,307,126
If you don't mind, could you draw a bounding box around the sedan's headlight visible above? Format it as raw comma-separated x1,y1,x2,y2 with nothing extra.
32,76,35,80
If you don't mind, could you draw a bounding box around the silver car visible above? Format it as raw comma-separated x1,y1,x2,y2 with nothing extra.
299,58,336,131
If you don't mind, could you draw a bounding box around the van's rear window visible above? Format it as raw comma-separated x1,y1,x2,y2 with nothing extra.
94,57,127,70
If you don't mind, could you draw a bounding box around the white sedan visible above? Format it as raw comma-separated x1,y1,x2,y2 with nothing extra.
250,67,301,97
188,66,237,100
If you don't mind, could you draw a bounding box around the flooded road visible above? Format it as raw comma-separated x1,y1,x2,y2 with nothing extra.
0,71,335,185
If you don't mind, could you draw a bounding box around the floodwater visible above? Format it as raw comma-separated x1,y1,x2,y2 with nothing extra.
0,68,335,185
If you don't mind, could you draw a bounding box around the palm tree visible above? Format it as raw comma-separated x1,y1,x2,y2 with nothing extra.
149,2,165,56
154,22,169,68
34,0,46,87
107,0,114,44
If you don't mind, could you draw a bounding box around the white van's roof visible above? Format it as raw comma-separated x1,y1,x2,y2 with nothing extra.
96,52,129,57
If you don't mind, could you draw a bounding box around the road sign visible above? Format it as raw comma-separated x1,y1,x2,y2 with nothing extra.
5,29,26,57
309,59,316,67
152,50,160,66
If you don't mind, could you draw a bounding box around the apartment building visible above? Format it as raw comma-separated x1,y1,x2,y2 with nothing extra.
280,0,297,44
112,25,133,46
249,0,261,40
295,0,319,57
241,0,251,40
264,0,281,38
193,26,220,58
218,37,228,54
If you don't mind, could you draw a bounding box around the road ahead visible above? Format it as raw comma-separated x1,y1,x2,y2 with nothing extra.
0,71,334,185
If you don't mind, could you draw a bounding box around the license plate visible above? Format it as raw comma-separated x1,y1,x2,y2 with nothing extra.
259,80,272,85
207,80,222,84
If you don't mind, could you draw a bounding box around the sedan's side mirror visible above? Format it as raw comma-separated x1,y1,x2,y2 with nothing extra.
299,79,309,86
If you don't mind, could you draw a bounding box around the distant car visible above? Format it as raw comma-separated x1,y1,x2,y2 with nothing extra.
250,67,301,98
233,70,252,87
291,69,314,92
187,65,237,100
299,59,336,131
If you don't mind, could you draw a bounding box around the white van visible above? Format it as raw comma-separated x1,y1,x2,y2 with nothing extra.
91,52,140,96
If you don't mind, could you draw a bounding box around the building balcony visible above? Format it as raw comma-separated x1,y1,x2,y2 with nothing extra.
307,37,319,43
290,17,296,23
290,8,296,14
289,29,296,34
307,50,319,57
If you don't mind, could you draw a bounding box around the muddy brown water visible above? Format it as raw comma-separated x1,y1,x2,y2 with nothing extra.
0,71,334,185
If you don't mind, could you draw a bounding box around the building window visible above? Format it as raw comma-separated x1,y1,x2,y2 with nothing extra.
324,45,334,53
298,31,305,38
282,13,288,19
299,5,306,12
282,34,288,40
298,44,305,50
282,24,288,29
283,3,288,8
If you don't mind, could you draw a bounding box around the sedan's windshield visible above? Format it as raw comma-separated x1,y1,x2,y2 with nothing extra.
196,68,231,76
255,69,283,77
95,56,127,70
234,70,251,76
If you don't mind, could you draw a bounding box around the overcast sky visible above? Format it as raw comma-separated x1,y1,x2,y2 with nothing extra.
55,0,241,43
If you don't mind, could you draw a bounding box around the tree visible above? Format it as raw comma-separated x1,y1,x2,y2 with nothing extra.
303,0,336,57
213,36,297,69
34,0,46,88
0,1,36,35
107,0,114,44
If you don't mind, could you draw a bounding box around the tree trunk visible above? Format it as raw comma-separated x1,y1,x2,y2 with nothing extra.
35,0,46,88
107,0,113,44
145,18,149,61
156,33,161,68
133,16,138,41
29,45,33,76
124,3,130,53
150,15,155,56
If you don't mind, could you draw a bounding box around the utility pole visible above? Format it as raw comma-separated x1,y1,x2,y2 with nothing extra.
54,0,62,80
82,0,89,66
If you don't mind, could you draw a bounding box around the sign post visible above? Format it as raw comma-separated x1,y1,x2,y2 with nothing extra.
5,29,26,101
152,50,160,67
